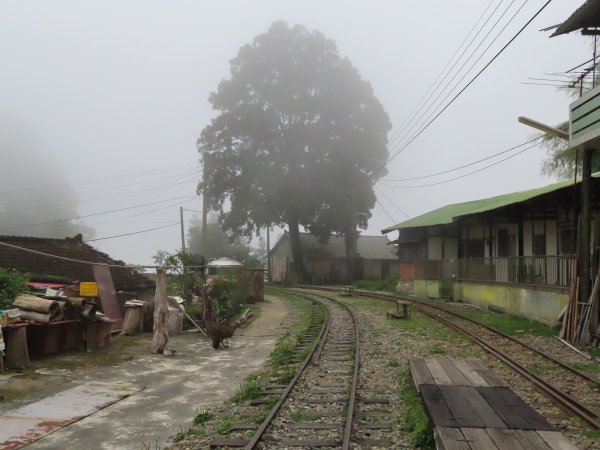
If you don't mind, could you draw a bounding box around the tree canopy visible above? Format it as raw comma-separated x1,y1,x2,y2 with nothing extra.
198,21,391,280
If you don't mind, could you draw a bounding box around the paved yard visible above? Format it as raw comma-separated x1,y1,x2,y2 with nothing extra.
0,296,288,450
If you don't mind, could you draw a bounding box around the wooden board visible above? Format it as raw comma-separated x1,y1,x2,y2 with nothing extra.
478,386,555,431
410,358,435,388
420,385,460,428
451,359,491,386
425,358,454,385
536,431,579,450
435,427,471,450
440,385,506,429
437,359,472,386
461,428,500,449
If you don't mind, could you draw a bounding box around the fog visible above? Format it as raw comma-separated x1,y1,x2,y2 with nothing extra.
0,1,591,264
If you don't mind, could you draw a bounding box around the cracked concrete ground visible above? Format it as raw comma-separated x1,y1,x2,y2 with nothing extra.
12,295,288,450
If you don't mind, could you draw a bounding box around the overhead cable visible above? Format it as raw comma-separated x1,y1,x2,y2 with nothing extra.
383,136,542,182
387,0,552,163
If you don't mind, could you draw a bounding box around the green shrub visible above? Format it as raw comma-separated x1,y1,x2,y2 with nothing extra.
211,277,245,321
354,272,398,292
0,268,28,310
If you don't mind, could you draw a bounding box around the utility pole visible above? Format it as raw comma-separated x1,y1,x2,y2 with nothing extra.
266,227,271,282
179,206,186,253
201,146,208,255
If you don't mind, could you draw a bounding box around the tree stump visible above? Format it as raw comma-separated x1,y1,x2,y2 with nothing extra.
122,306,144,336
150,268,169,353
5,327,30,369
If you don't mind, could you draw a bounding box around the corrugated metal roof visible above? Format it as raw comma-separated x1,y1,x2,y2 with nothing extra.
552,0,600,37
381,174,599,234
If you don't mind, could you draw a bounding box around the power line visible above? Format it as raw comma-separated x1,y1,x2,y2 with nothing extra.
5,195,191,230
0,240,204,270
389,0,536,162
389,0,512,154
83,223,180,242
387,0,497,149
86,197,196,226
383,139,540,189
0,161,200,196
383,136,542,182
375,186,411,219
376,198,396,224
387,0,551,164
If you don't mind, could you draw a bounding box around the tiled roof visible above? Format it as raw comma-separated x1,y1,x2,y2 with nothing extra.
0,235,154,291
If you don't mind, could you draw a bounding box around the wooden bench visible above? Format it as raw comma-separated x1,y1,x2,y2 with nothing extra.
410,358,577,450
387,300,410,319
340,286,354,297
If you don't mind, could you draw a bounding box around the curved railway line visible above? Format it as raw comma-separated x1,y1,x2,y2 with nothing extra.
210,291,394,449
296,285,600,431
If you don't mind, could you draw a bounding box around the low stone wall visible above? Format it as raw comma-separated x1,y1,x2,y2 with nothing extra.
411,279,568,325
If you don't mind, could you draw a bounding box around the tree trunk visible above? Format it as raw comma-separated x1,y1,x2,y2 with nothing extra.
5,327,29,369
287,209,307,282
151,268,169,353
17,310,53,323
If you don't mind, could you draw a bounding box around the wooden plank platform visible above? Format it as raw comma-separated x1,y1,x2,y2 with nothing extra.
410,358,577,450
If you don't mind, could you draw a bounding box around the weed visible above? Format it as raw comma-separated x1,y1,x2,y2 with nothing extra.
193,408,213,425
248,410,269,424
428,345,446,355
584,428,600,441
232,377,263,404
571,362,600,373
399,367,434,449
216,417,235,435
354,273,399,292
388,359,400,368
275,368,296,384
173,423,204,442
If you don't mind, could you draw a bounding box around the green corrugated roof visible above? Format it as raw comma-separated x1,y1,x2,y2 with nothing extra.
381,174,599,234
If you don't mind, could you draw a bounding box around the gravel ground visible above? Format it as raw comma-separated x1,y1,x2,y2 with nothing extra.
169,290,600,449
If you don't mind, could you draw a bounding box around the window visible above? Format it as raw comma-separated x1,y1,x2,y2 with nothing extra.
533,234,546,256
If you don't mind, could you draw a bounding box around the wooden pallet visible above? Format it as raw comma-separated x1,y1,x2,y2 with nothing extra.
410,358,577,450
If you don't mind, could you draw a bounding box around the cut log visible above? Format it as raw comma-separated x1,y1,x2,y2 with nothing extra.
56,300,77,320
13,295,59,314
151,268,169,354
81,303,98,320
5,327,30,369
17,310,54,323
122,306,144,335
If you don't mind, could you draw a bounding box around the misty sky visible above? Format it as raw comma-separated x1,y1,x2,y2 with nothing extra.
0,1,592,264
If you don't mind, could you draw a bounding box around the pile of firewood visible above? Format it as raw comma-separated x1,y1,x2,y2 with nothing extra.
12,294,99,323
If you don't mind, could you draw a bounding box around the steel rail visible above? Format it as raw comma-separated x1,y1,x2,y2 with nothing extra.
415,305,600,429
364,290,600,386
295,285,600,429
244,299,329,450
307,292,360,450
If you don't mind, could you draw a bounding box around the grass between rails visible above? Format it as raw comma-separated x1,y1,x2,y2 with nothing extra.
398,367,434,449
171,287,323,445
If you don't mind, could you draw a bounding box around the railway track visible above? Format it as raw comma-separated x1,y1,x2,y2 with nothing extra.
210,292,393,449
296,285,600,430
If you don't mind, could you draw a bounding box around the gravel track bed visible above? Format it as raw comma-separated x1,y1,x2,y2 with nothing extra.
335,294,600,449
257,296,355,448
168,291,600,449
416,303,600,422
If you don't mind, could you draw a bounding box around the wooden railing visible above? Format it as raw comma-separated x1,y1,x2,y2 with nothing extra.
415,255,575,288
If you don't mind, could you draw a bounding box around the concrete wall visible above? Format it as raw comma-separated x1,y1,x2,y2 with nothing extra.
411,279,567,325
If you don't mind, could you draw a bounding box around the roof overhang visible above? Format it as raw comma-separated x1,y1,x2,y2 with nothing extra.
552,0,600,37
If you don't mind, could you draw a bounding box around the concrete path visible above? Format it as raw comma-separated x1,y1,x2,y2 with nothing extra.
24,295,289,450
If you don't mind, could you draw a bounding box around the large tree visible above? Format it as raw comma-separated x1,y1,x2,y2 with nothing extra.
199,21,390,281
